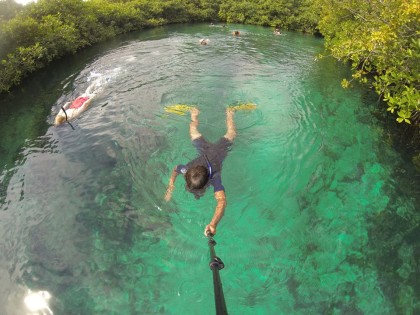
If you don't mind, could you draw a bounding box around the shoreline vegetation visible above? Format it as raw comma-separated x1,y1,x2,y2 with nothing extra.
0,0,419,165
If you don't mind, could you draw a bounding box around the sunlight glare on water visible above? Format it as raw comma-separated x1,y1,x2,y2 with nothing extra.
0,24,419,315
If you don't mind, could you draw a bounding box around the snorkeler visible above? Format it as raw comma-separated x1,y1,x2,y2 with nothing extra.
165,107,237,236
54,81,100,126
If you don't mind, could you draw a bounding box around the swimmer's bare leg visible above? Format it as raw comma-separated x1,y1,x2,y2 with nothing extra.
224,108,236,141
190,107,202,140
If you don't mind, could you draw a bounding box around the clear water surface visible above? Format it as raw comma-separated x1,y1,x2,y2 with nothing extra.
0,24,419,315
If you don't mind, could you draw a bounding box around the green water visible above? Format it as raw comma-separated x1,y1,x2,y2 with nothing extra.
0,24,419,315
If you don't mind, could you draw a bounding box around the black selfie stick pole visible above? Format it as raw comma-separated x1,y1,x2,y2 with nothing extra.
207,233,228,315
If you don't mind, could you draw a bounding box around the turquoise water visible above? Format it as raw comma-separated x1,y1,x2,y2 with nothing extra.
0,24,419,314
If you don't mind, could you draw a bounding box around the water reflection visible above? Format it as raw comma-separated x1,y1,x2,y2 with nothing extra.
24,290,53,315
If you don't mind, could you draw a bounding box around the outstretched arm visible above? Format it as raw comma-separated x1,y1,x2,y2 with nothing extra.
223,108,236,141
204,190,226,236
189,107,202,140
85,80,99,96
165,167,179,201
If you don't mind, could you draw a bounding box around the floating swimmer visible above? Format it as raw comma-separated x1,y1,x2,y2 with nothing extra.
165,107,239,236
200,38,210,45
55,81,101,126
274,28,281,35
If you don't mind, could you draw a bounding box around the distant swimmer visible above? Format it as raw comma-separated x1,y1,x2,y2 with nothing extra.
233,30,240,36
54,81,99,126
200,38,210,45
274,28,281,35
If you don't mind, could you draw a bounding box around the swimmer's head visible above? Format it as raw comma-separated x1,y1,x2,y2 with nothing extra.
54,114,66,126
185,165,209,191
233,31,240,36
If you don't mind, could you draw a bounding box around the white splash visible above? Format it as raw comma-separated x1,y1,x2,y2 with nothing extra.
24,290,53,315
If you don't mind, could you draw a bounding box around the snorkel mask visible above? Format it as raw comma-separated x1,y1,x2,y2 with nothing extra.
60,106,75,130
203,154,213,179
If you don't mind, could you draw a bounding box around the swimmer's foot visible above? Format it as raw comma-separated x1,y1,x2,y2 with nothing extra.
226,107,235,116
190,107,200,120
190,107,199,114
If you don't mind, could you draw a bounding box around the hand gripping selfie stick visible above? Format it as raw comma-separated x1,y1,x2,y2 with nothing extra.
207,233,228,315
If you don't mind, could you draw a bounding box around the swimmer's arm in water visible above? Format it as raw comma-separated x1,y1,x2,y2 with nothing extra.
204,190,226,236
85,80,100,96
164,166,179,201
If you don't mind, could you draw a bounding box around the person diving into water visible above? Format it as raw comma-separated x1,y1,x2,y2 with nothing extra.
165,107,237,236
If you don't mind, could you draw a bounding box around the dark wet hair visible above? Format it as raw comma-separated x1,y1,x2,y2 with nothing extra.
185,165,209,191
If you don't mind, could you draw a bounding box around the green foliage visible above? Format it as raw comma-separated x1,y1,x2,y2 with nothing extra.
413,152,420,171
218,0,319,31
0,0,23,23
316,0,420,123
0,43,47,92
0,16,40,60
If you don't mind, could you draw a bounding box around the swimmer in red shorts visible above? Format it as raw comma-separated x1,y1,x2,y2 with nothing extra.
54,82,99,126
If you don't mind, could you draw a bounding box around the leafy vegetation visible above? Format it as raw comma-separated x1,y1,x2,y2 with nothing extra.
0,0,418,126
0,0,22,23
315,0,420,123
218,0,319,33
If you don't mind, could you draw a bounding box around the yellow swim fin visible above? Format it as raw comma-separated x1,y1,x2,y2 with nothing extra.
228,103,257,111
164,104,195,115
